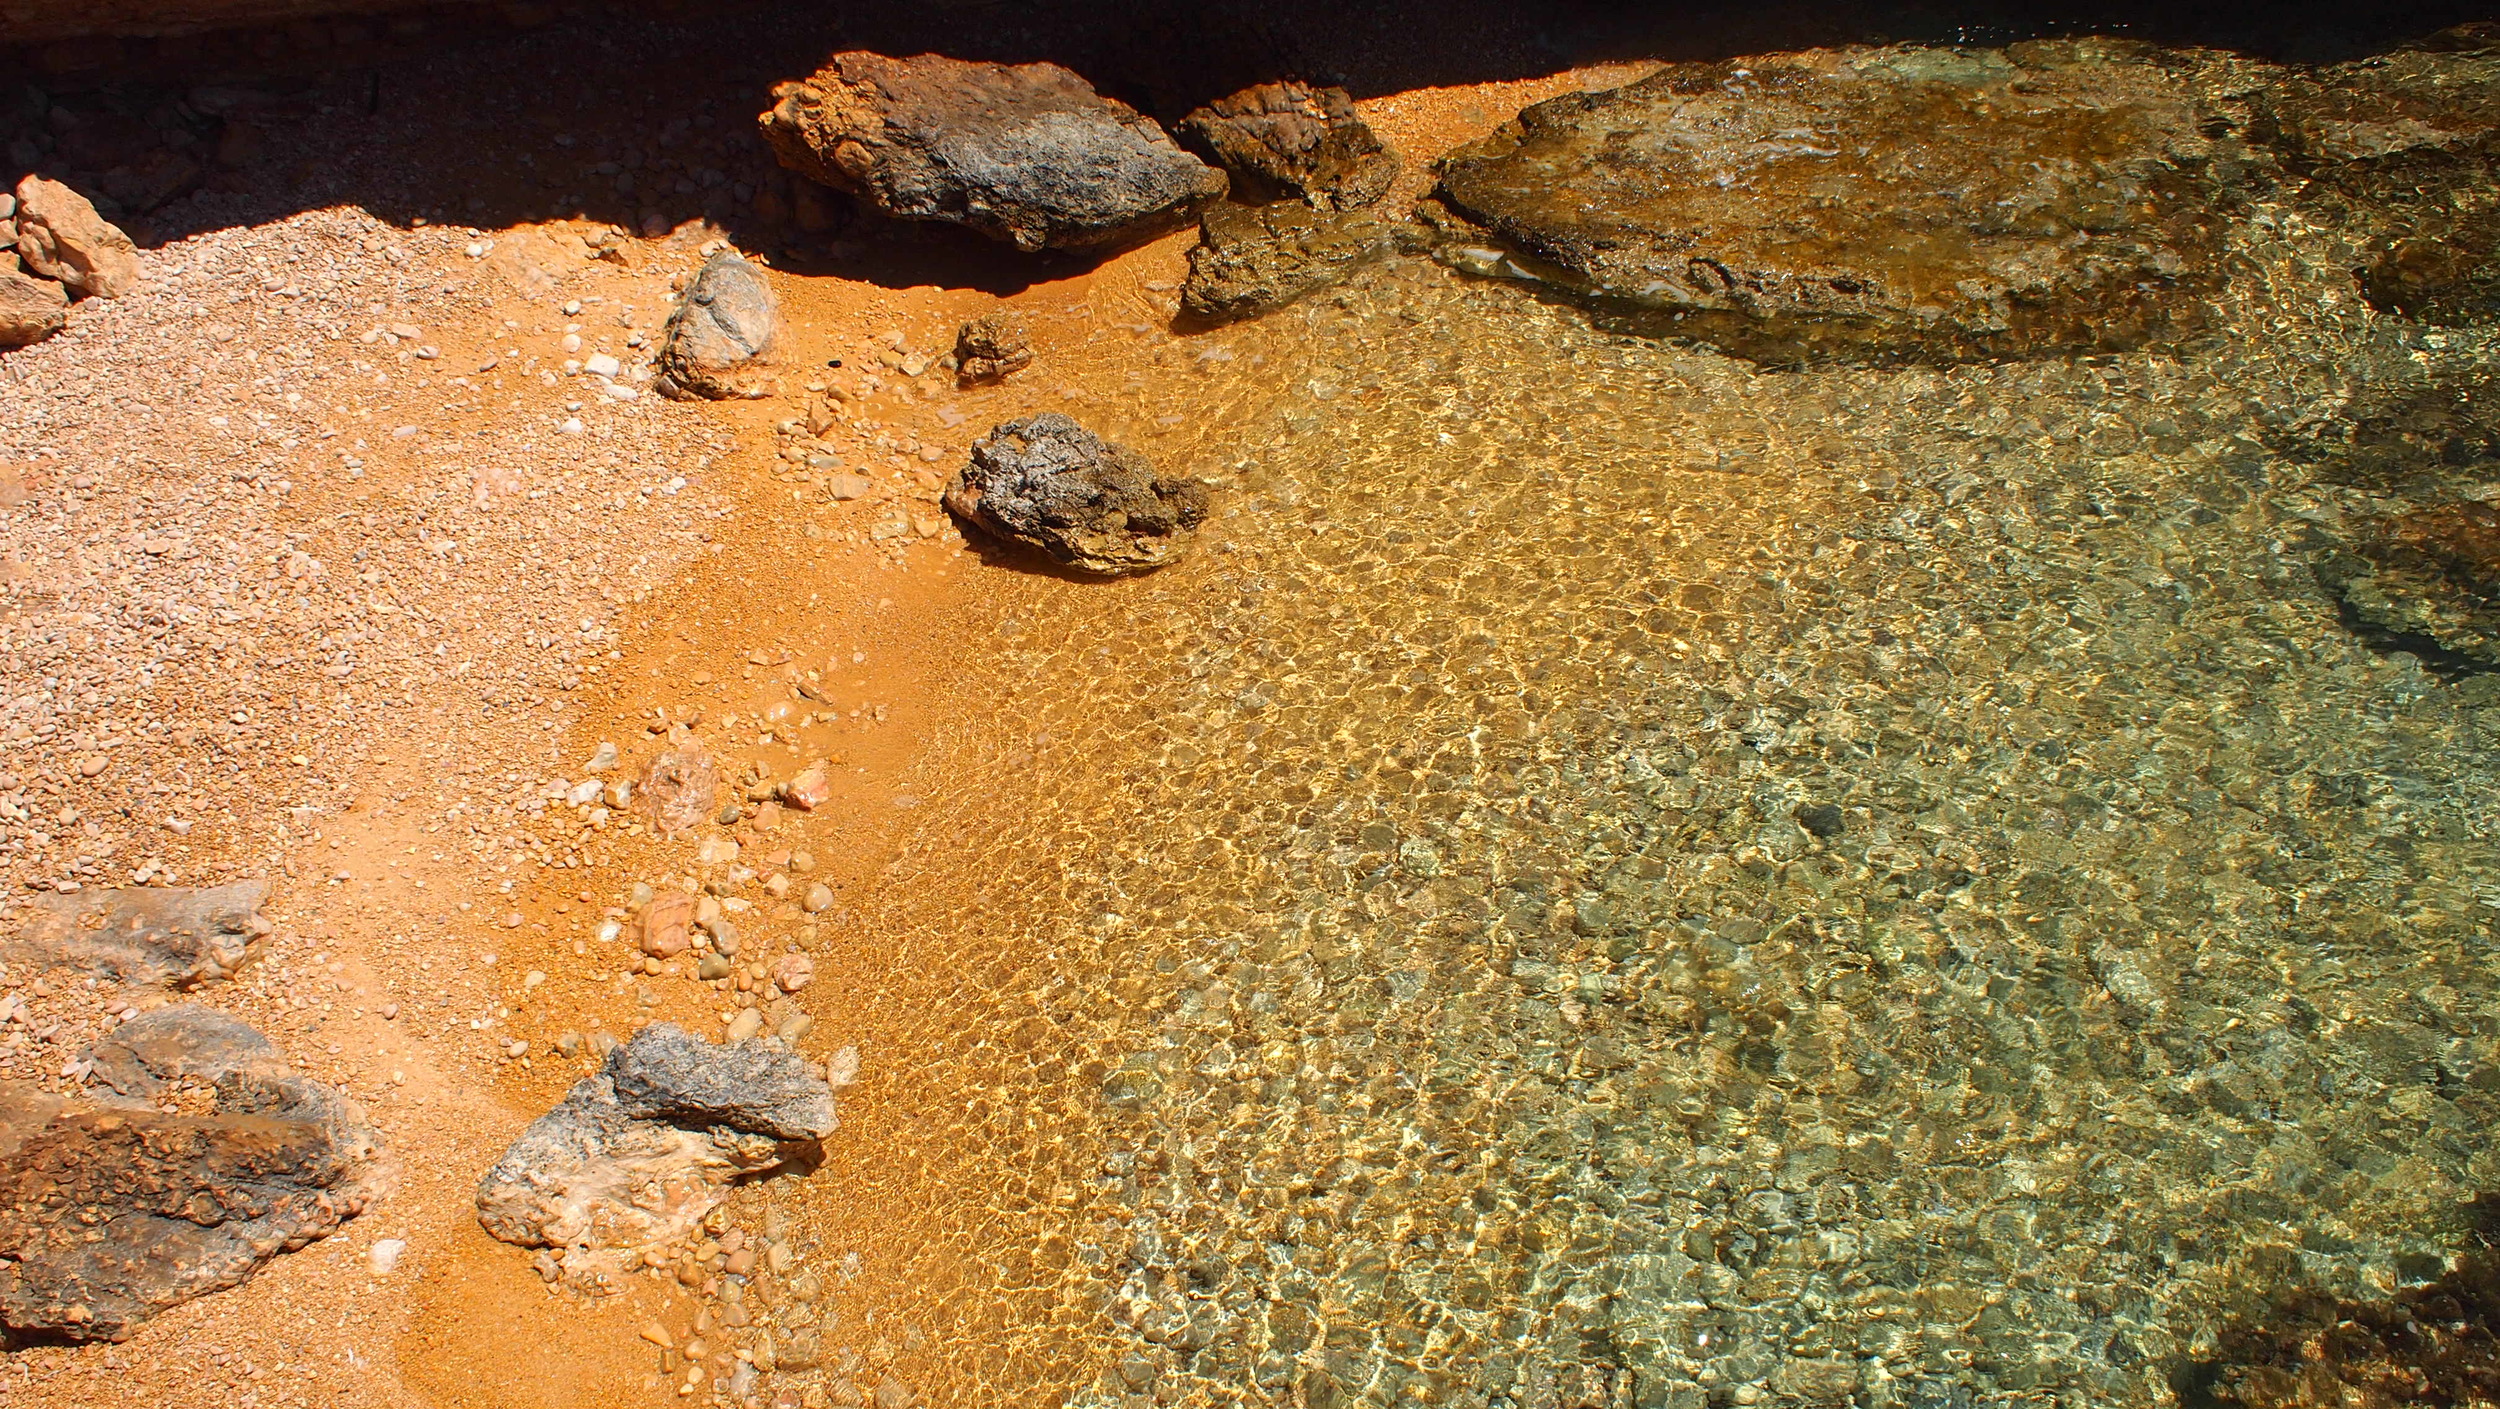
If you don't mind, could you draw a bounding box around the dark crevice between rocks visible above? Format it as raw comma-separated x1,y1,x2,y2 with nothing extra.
2173,1193,2500,1407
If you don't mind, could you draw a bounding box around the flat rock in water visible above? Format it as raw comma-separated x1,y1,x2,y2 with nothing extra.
5,882,269,988
0,1011,379,1341
13,177,138,299
1181,200,1392,325
0,267,65,347
1177,81,1399,209
475,1022,834,1288
1432,41,2238,363
656,253,776,400
944,413,1207,575
759,52,1226,254
2255,34,2500,323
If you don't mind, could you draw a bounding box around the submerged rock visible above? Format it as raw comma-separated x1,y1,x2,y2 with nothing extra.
954,312,1033,383
475,1022,834,1287
1181,200,1393,325
4,882,269,989
1177,81,1398,209
656,253,776,400
1432,41,2239,363
2255,37,2500,323
944,413,1207,575
0,1007,380,1341
12,176,137,300
760,52,1226,255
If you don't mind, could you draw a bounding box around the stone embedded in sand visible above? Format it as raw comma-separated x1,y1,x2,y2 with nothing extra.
13,176,138,299
944,413,1208,576
4,881,269,989
1177,80,1399,209
1432,40,2237,363
1181,199,1393,325
656,253,776,400
953,312,1033,383
759,52,1227,254
636,889,695,958
0,264,66,347
637,740,718,837
779,760,833,812
0,1008,380,1342
474,1022,835,1288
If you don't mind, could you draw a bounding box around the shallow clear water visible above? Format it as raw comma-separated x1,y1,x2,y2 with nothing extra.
786,193,2500,1409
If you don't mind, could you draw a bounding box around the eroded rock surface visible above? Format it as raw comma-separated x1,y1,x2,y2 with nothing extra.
4,882,269,989
14,177,138,300
759,52,1226,254
636,736,719,837
475,1022,834,1289
954,312,1033,382
1181,200,1392,324
0,267,67,348
1432,41,2240,363
656,253,776,400
944,413,1207,575
1177,81,1398,209
0,1007,379,1342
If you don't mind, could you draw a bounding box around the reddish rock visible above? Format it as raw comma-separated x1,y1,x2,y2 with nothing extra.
0,264,67,348
638,891,695,959
14,176,138,299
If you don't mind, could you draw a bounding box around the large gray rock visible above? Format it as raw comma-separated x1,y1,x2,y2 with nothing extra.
475,1022,834,1289
944,413,1207,576
1432,40,2240,364
0,1008,379,1342
1181,200,1393,325
1177,81,1399,209
759,51,1227,254
656,253,777,400
13,177,138,300
4,882,269,989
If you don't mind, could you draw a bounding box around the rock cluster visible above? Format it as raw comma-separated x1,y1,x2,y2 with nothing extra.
944,413,1207,575
1431,41,2238,363
475,1022,836,1288
759,52,1227,254
2,176,137,348
655,252,777,400
0,1005,380,1341
1176,81,1401,325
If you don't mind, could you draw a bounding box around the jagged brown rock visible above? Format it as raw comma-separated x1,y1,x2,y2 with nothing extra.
0,1007,380,1342
0,266,67,348
1177,81,1399,209
4,882,269,989
1181,200,1392,324
1432,41,2240,363
944,413,1207,575
13,177,139,300
759,52,1226,254
954,312,1033,383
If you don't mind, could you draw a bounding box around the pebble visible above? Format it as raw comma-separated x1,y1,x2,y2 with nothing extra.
368,1239,406,1276
585,742,621,773
802,883,834,913
724,1010,764,1042
583,352,621,379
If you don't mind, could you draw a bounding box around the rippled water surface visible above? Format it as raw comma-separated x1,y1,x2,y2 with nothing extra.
788,197,2500,1409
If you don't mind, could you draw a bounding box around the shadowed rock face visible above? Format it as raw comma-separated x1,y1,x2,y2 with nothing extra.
1433,40,2241,364
944,413,1207,576
759,52,1227,255
0,1006,380,1343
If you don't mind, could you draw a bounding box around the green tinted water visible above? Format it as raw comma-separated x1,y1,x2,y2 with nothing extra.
788,194,2500,1409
